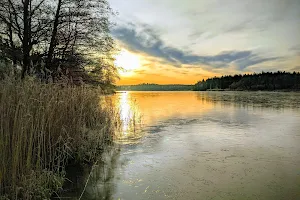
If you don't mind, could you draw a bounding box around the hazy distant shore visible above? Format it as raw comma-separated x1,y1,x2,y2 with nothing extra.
116,85,300,92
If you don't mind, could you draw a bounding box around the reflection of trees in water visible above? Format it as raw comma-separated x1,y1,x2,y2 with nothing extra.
83,146,120,200
195,92,300,109
60,145,120,200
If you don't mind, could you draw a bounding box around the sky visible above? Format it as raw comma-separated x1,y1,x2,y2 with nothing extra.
109,0,300,85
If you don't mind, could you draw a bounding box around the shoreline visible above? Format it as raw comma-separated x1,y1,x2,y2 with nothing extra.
115,90,300,92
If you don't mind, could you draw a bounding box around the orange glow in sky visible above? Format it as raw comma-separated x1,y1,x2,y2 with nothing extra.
115,48,221,85
114,48,299,85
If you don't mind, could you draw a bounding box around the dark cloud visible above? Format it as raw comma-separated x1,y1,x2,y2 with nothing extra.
112,24,279,70
289,45,300,56
234,56,280,70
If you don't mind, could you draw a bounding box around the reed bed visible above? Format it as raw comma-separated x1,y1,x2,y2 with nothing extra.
0,77,118,199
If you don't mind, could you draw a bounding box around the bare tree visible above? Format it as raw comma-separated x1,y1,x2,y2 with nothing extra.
0,0,118,83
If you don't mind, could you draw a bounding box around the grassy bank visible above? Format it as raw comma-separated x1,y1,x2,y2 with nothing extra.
0,77,119,199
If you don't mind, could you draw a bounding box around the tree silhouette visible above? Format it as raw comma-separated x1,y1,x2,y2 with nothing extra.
194,71,300,91
0,0,118,84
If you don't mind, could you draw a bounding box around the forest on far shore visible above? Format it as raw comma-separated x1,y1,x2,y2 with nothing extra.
194,71,300,91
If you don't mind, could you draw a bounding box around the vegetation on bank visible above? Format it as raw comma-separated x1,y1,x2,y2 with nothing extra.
0,0,121,199
117,84,194,91
194,71,300,91
0,77,120,199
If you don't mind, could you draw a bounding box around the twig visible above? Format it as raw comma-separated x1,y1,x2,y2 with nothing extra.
78,161,98,200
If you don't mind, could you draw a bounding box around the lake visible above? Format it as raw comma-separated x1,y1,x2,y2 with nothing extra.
68,91,300,200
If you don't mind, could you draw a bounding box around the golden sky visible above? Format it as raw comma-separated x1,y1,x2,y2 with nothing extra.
110,0,300,85
115,47,297,85
115,49,221,85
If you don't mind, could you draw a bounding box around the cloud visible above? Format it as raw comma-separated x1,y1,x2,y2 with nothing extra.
291,66,300,72
112,24,279,70
233,56,281,70
109,0,300,84
289,45,300,56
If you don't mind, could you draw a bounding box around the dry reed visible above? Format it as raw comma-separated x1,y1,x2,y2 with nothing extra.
0,77,117,199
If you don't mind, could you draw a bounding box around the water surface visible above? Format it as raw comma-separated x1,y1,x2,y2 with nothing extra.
79,91,300,200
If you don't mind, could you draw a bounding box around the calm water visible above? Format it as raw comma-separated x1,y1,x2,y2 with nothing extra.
69,91,300,200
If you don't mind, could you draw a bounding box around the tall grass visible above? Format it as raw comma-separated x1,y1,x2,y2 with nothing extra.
0,77,117,199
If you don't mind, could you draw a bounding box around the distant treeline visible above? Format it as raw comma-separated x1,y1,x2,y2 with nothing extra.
117,72,300,91
117,84,194,91
194,71,300,91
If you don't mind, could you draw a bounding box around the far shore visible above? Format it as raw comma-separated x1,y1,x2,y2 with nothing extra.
115,88,300,92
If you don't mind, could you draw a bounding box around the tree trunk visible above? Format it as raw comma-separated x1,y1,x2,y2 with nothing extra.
8,12,17,68
46,0,62,71
21,0,30,79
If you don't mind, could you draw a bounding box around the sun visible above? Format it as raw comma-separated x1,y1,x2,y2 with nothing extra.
115,49,141,76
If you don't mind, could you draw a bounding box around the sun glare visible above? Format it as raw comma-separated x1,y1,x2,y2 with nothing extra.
115,50,141,75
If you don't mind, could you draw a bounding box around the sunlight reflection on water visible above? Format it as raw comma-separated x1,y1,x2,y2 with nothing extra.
114,92,143,144
119,92,130,136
